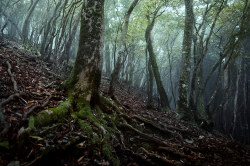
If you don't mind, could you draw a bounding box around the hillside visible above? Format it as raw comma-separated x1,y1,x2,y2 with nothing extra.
0,41,250,166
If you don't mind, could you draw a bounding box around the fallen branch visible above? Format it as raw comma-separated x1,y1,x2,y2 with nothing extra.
6,61,18,92
23,95,52,121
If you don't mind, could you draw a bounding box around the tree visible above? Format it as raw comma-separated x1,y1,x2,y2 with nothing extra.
145,7,171,111
108,0,139,98
22,0,40,46
176,0,194,121
64,0,105,107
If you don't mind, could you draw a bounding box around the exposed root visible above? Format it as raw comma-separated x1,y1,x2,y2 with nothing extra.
139,147,178,166
132,115,183,140
123,149,156,166
0,92,25,136
22,95,52,121
121,122,169,147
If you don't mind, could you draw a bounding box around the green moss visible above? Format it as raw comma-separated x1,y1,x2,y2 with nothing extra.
28,116,36,131
102,134,120,166
34,101,71,127
78,119,93,138
0,141,9,149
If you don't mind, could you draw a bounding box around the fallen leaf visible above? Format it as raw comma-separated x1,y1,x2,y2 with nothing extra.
185,139,194,144
30,136,44,141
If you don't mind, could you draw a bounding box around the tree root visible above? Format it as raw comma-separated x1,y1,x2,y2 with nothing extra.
158,146,190,160
0,92,24,108
139,147,178,166
0,92,25,136
22,95,52,121
132,115,183,139
123,149,156,166
121,122,169,147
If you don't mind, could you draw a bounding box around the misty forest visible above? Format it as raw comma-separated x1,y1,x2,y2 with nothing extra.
0,0,250,165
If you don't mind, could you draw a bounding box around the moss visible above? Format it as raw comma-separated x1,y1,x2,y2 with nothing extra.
0,141,9,149
28,116,36,131
77,119,93,138
102,135,120,166
99,95,121,114
34,101,71,127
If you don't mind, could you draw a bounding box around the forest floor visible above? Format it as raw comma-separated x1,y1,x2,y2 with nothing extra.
0,40,250,166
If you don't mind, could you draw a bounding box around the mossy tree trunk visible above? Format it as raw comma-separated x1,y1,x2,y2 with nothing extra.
65,0,105,107
176,0,194,121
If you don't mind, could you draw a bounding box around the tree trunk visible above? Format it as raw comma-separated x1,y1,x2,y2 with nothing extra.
176,0,194,121
146,49,153,108
64,0,104,107
40,0,62,56
232,56,242,136
108,0,139,97
145,15,170,111
58,11,81,64
105,44,111,77
22,0,40,46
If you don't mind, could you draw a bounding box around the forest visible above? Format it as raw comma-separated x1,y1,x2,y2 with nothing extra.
0,0,250,165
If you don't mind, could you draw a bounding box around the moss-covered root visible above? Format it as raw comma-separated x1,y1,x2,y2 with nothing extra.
76,101,120,166
22,93,123,166
33,100,71,127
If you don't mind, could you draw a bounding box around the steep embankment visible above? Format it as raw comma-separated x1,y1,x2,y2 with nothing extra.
0,41,250,166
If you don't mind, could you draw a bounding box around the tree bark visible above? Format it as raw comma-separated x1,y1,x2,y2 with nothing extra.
64,0,104,107
177,0,194,120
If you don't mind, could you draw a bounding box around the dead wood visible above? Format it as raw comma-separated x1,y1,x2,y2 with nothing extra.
6,61,18,92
